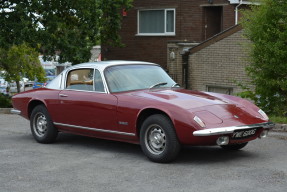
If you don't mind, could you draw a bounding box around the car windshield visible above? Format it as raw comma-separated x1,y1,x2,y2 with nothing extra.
105,64,176,93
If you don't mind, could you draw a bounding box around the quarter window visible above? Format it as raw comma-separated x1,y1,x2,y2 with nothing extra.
138,9,175,35
94,70,105,92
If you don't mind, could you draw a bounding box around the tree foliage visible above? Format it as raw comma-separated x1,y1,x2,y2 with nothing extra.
0,0,133,64
0,43,46,93
241,0,287,115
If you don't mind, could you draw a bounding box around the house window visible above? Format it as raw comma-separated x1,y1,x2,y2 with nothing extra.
207,85,233,95
138,9,175,36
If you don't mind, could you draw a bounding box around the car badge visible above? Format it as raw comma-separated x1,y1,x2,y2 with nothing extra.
234,115,239,119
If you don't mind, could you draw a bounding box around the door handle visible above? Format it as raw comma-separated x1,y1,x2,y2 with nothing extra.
59,94,68,97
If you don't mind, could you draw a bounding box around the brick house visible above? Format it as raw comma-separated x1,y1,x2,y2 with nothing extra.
167,25,253,94
102,0,250,69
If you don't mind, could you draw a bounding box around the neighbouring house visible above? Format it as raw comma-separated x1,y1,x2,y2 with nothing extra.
103,0,255,94
103,0,250,67
90,45,102,62
167,25,252,94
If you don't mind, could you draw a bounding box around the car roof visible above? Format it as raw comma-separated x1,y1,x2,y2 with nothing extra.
67,60,158,71
45,60,160,90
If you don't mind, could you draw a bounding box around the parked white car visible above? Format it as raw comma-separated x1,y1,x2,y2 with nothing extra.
10,79,34,93
0,76,9,94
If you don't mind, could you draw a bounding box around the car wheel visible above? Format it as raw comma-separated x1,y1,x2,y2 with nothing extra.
140,114,181,163
30,105,58,143
220,142,248,150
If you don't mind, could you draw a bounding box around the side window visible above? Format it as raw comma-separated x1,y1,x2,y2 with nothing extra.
66,69,94,91
94,70,105,92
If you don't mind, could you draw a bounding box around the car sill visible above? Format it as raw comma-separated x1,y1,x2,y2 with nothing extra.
54,122,136,136
193,122,275,136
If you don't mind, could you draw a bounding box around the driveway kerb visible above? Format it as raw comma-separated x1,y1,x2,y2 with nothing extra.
0,108,12,114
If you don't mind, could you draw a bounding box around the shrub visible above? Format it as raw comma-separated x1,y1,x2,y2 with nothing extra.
0,93,12,108
241,0,287,116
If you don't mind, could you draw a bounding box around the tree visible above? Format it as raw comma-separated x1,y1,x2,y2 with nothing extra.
0,0,133,64
0,44,46,93
241,0,287,115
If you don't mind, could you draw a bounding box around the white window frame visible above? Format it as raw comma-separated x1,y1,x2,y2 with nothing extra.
137,8,176,36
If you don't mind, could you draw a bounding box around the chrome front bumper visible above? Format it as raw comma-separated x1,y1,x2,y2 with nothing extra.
193,122,275,136
10,109,21,115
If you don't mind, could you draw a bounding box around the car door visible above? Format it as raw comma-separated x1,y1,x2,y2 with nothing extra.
55,68,119,133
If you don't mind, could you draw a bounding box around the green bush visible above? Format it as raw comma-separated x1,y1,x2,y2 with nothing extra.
241,0,287,116
0,93,12,108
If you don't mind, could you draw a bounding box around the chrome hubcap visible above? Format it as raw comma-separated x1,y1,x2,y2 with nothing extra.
33,113,47,137
145,124,166,155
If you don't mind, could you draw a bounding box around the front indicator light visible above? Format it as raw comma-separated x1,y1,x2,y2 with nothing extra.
259,130,269,139
193,116,206,128
216,136,229,146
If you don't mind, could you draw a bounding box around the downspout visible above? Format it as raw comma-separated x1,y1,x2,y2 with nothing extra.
235,0,243,25
181,48,190,89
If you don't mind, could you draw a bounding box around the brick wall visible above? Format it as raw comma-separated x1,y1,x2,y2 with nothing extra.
103,0,239,69
188,28,253,94
167,41,198,86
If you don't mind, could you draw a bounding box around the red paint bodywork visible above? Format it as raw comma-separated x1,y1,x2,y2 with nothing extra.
12,86,268,146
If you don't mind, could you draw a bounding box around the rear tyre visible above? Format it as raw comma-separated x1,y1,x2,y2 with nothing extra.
140,114,181,163
30,105,58,143
220,142,248,150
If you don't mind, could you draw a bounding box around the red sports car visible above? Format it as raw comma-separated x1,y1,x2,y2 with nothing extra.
11,61,274,163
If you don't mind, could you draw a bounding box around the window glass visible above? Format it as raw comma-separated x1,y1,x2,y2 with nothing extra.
105,65,176,93
139,10,164,33
166,10,174,32
207,86,233,95
66,69,94,91
138,9,175,35
94,70,105,92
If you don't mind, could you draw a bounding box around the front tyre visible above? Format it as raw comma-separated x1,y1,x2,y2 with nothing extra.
140,114,181,163
220,142,248,150
30,105,58,143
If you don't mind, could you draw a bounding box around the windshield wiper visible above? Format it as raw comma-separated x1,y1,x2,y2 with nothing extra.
149,82,168,89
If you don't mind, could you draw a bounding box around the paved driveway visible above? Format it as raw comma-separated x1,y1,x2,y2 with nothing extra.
0,114,286,192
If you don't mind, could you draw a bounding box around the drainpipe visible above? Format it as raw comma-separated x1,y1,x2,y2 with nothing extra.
181,48,190,89
235,0,243,25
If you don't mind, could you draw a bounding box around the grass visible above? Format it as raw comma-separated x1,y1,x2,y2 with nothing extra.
269,116,287,124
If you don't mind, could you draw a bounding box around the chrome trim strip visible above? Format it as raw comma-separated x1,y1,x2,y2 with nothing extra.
193,122,275,136
11,109,21,115
54,122,135,136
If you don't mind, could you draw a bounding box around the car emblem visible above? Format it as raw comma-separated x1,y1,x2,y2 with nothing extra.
234,115,239,119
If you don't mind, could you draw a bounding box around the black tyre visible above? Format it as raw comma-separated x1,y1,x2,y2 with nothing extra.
30,105,58,143
140,114,181,163
220,142,248,150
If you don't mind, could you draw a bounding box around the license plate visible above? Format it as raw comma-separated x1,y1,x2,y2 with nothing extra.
232,128,257,139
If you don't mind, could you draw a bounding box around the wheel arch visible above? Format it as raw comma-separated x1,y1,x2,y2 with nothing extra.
28,100,46,119
136,108,175,137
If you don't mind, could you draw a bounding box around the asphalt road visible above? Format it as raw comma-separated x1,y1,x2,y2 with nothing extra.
0,114,286,192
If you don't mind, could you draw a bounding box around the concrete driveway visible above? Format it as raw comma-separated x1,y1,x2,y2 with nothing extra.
0,114,286,192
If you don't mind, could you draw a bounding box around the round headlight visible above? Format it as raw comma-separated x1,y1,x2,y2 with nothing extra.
216,136,229,146
259,130,269,138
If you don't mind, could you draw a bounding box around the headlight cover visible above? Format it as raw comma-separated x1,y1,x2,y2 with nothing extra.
193,116,206,128
258,109,269,120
